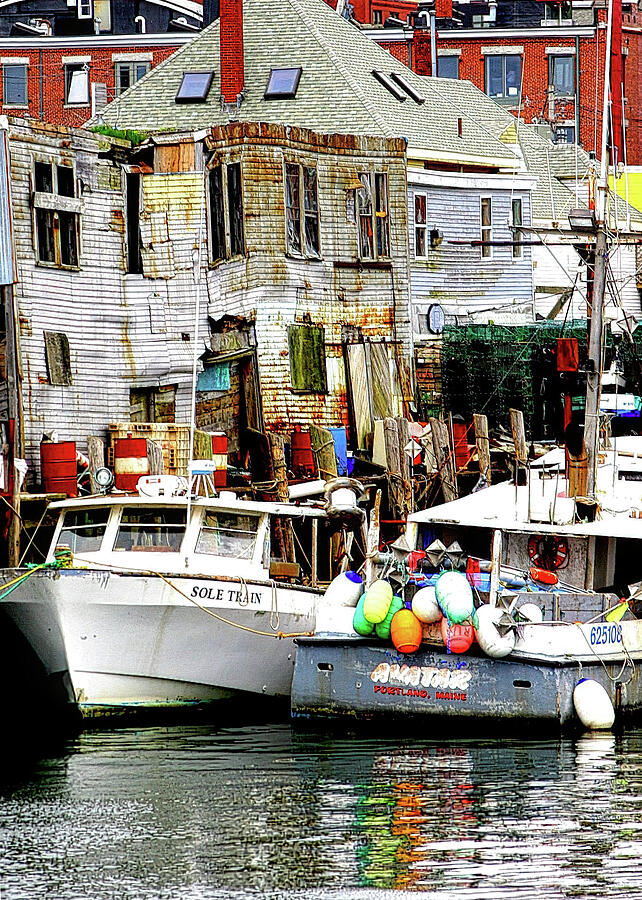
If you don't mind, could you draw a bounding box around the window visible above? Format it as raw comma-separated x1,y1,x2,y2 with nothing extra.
511,198,523,259
114,507,186,552
264,67,302,100
480,196,492,259
485,55,521,100
64,63,89,105
195,512,259,558
57,508,110,554
373,9,382,24
437,56,459,79
549,55,574,96
289,324,327,393
357,172,389,260
115,61,150,96
208,162,245,261
2,64,27,106
44,331,72,385
554,125,576,144
285,163,319,257
414,192,428,258
77,0,94,18
175,71,213,103
130,386,176,422
33,161,81,268
543,1,572,22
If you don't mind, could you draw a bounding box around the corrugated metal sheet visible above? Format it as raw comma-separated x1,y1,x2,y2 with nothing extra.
0,128,16,285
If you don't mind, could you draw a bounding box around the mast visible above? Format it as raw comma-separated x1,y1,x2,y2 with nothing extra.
584,0,614,500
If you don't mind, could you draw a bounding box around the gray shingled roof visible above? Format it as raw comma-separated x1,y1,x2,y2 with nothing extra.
97,0,521,167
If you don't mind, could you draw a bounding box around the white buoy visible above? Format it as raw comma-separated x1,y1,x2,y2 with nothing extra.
573,679,615,730
322,571,363,608
516,602,544,624
473,603,515,658
411,586,442,624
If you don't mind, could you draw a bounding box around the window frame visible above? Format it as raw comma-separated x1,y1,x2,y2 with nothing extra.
33,160,81,270
264,67,302,100
480,196,493,260
414,191,428,259
207,160,245,264
511,197,523,260
437,56,459,80
2,63,28,107
175,71,214,104
484,54,522,101
356,171,390,261
284,161,320,258
64,62,89,106
77,0,94,19
115,60,150,96
549,54,575,97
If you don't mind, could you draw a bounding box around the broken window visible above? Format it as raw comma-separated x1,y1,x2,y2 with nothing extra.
208,161,245,262
44,331,72,385
33,161,81,269
511,198,523,259
481,196,492,259
288,324,327,393
129,385,176,423
64,63,89,105
357,172,389,260
414,192,427,258
115,61,150,96
284,162,319,257
2,64,27,106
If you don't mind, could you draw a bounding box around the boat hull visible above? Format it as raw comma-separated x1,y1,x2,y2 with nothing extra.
1,567,320,720
291,636,642,728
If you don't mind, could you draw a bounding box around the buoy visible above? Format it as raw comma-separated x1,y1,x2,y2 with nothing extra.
573,679,615,730
516,602,544,624
390,609,423,653
473,604,516,658
363,579,393,624
435,571,474,624
375,596,404,640
529,566,558,586
411,586,442,624
440,618,474,654
323,570,364,607
352,594,375,636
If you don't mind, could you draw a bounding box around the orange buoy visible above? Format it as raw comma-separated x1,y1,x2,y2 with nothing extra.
529,566,558,586
390,608,423,654
441,618,474,654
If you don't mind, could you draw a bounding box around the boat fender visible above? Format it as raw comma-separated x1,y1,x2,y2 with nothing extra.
375,596,404,640
390,608,423,654
435,571,474,624
441,618,474,654
411,586,442,624
529,566,558,586
323,570,363,607
352,594,375,636
363,579,393,624
473,604,516,658
573,679,615,730
516,602,544,625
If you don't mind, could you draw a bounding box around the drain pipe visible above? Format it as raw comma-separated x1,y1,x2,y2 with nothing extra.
430,11,437,76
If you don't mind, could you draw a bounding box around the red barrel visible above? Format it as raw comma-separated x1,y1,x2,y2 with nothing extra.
452,418,470,471
211,432,228,489
114,437,149,491
41,441,77,497
290,425,315,477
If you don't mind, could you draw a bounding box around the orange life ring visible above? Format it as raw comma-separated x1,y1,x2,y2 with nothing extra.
527,535,568,571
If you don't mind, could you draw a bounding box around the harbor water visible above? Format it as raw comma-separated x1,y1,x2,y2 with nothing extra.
1,723,641,900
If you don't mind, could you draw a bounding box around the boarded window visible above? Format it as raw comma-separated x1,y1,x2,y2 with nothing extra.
288,325,327,393
414,192,427,258
511,198,523,259
345,340,394,449
129,386,176,422
44,331,72,385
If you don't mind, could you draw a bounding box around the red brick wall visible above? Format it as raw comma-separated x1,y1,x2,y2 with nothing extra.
0,45,179,127
324,0,418,26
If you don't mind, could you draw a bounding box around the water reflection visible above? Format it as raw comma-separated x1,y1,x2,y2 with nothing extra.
0,725,641,899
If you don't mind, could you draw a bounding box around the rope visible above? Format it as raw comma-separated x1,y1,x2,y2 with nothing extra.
0,552,68,602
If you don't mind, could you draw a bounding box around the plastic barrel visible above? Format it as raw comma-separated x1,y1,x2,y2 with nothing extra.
211,432,228,488
41,441,77,497
114,437,149,491
290,425,315,477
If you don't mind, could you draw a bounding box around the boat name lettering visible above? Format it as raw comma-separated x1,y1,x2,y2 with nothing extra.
190,585,262,604
370,662,472,691
373,685,468,702
589,624,622,646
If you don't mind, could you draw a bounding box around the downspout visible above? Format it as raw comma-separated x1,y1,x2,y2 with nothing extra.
575,35,580,144
430,11,437,76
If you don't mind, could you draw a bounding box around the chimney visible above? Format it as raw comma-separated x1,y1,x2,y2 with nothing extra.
435,0,453,17
220,0,244,103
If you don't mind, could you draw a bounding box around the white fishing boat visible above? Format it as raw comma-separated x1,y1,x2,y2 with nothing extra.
0,475,362,721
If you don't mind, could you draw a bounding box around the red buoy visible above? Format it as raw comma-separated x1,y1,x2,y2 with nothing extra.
441,618,474,654
529,566,558,586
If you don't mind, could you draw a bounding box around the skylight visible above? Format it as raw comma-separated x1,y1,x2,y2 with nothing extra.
371,70,406,102
175,71,214,103
389,72,425,105
264,67,302,100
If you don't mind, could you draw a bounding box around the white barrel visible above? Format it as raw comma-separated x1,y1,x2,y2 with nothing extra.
323,570,364,607
573,679,615,730
473,603,515,658
411,586,442,624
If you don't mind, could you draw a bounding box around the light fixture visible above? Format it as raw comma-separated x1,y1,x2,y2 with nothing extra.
430,227,443,248
568,208,596,232
94,467,114,493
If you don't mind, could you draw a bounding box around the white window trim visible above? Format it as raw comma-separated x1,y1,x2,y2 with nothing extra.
414,191,428,260
112,52,153,62
438,49,462,57
481,46,524,55
480,196,493,260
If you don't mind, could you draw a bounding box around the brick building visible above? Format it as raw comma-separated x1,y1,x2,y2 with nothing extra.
0,0,205,126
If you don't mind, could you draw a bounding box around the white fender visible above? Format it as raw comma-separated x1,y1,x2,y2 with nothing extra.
411,586,442,624
473,603,515,658
516,602,544,624
573,679,615,730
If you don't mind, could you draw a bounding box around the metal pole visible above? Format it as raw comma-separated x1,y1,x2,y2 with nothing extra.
429,11,437,77
4,282,23,566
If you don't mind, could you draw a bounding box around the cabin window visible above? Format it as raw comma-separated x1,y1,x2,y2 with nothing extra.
289,324,327,393
511,198,523,259
414,192,428,258
357,172,389,260
195,512,260,559
284,162,319,257
2,63,28,106
480,196,493,259
57,508,110,554
114,507,186,551
208,161,245,262
33,160,81,269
